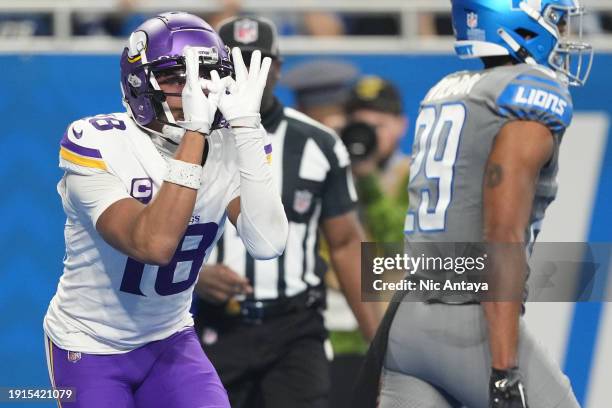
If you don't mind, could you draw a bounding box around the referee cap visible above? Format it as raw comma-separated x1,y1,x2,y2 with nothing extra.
217,16,280,60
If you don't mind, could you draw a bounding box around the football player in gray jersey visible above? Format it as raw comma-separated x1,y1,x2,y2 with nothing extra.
354,1,594,408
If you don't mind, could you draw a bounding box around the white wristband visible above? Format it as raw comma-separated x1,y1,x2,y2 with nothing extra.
164,159,202,190
228,113,261,129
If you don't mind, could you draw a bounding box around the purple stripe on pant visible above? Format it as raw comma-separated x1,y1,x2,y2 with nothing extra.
47,327,230,408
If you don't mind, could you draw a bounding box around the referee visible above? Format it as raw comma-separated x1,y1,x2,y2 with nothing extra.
193,16,379,408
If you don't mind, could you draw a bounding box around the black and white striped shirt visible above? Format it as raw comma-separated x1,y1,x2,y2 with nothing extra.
207,99,358,300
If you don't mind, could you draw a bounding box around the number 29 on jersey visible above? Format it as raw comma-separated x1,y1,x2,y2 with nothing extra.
405,103,466,233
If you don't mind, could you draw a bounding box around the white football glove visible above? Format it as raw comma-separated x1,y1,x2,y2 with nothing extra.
176,46,221,135
212,48,271,129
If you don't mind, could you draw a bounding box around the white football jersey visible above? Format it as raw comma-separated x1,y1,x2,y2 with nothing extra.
44,112,239,354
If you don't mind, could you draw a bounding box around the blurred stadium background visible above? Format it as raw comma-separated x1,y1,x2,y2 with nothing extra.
0,1,611,407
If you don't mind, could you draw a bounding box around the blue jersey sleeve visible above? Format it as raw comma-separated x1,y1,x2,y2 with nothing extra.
495,69,573,133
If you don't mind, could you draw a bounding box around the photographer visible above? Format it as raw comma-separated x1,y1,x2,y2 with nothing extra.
342,75,409,242
324,76,409,408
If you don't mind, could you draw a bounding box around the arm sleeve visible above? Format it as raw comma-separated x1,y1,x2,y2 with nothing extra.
227,158,241,204
320,138,358,219
232,125,289,260
63,171,131,226
494,68,574,134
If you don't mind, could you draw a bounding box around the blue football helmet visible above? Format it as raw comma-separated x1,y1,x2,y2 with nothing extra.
451,0,593,86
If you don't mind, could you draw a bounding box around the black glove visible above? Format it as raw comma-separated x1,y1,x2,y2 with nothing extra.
489,367,528,408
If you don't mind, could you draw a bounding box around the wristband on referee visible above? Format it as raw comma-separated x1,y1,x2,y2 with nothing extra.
164,159,202,190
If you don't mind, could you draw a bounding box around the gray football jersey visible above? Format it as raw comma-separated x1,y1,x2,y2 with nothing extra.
404,63,573,244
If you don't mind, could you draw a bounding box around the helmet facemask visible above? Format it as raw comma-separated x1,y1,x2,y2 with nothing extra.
450,0,595,86
544,3,593,86
520,1,593,86
121,13,235,142
122,32,234,143
134,47,233,142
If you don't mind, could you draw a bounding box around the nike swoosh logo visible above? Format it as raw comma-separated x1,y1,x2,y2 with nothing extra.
72,128,83,139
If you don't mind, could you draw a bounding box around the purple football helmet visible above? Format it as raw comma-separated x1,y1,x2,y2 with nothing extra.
120,12,233,132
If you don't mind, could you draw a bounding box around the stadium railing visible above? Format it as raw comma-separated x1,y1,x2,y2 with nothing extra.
0,0,611,53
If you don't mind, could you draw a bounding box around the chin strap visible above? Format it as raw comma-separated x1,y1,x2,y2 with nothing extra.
497,28,538,65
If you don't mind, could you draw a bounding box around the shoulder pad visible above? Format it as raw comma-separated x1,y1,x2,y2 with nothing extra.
59,114,128,175
495,67,573,133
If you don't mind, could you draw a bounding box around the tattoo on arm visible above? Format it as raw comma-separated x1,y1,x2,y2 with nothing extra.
486,163,503,188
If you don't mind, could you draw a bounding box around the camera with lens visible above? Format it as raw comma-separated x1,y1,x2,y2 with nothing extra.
340,120,378,164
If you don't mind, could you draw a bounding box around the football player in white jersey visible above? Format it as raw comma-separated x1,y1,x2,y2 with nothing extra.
43,11,288,408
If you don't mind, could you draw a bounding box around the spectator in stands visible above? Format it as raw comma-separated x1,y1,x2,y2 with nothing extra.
326,76,410,408
418,13,454,36
258,11,345,36
0,14,51,37
205,0,243,30
73,0,147,36
343,14,400,36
